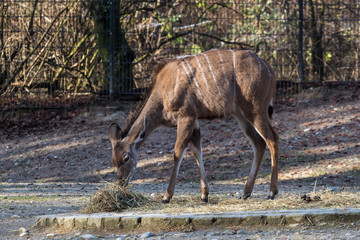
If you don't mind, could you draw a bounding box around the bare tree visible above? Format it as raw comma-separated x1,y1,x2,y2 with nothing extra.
89,0,135,94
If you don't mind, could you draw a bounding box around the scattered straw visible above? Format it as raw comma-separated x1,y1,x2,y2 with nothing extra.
142,190,359,214
82,183,150,213
81,184,359,214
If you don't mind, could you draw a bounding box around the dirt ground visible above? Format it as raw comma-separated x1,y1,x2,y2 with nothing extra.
0,86,359,239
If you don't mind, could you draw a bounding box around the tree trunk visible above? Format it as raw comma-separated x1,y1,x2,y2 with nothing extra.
309,0,325,83
90,0,135,94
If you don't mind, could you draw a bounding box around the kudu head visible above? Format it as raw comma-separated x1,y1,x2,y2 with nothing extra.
108,118,146,185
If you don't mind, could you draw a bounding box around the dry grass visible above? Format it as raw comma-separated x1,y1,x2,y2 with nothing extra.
82,183,152,213
121,189,359,214
82,182,359,214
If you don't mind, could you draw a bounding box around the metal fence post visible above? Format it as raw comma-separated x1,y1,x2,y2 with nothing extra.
298,0,304,84
109,0,115,100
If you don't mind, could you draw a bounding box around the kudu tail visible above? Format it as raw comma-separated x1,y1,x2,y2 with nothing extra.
268,91,276,120
268,105,274,119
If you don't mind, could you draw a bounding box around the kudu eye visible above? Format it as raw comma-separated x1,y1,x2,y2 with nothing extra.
123,154,130,163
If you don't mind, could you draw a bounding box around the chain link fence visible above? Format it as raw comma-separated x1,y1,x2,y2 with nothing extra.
1,0,359,109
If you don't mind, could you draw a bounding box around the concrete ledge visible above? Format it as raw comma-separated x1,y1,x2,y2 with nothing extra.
36,208,360,232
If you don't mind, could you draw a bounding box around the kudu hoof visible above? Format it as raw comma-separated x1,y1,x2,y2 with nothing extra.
201,196,208,203
267,190,279,200
267,195,276,200
161,198,170,204
241,193,251,200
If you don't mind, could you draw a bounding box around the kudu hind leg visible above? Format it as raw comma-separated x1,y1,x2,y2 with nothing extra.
189,121,209,202
235,115,266,199
162,117,196,203
253,116,279,199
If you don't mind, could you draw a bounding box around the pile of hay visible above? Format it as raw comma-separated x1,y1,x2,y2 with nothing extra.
83,183,149,213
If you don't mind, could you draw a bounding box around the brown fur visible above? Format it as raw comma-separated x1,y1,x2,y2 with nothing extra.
151,59,173,79
121,83,157,139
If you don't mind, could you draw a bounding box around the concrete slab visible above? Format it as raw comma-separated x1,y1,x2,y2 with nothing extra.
36,208,360,233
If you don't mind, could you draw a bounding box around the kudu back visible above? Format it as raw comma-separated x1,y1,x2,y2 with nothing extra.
109,49,279,202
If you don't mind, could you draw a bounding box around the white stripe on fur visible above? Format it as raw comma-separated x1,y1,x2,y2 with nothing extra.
201,53,221,94
184,60,203,97
195,55,209,90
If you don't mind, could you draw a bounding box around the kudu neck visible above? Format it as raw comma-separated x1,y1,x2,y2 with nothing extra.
127,97,163,148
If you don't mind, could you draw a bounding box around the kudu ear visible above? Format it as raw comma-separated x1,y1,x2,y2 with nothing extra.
133,117,146,144
109,123,122,143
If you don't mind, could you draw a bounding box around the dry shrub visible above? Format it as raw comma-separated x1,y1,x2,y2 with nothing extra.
83,183,150,213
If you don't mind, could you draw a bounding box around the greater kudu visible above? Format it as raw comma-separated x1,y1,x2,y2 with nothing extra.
109,49,279,203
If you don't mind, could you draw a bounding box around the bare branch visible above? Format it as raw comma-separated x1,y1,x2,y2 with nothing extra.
0,1,77,95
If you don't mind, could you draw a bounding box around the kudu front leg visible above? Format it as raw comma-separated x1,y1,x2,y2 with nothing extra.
162,117,196,203
189,120,209,203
